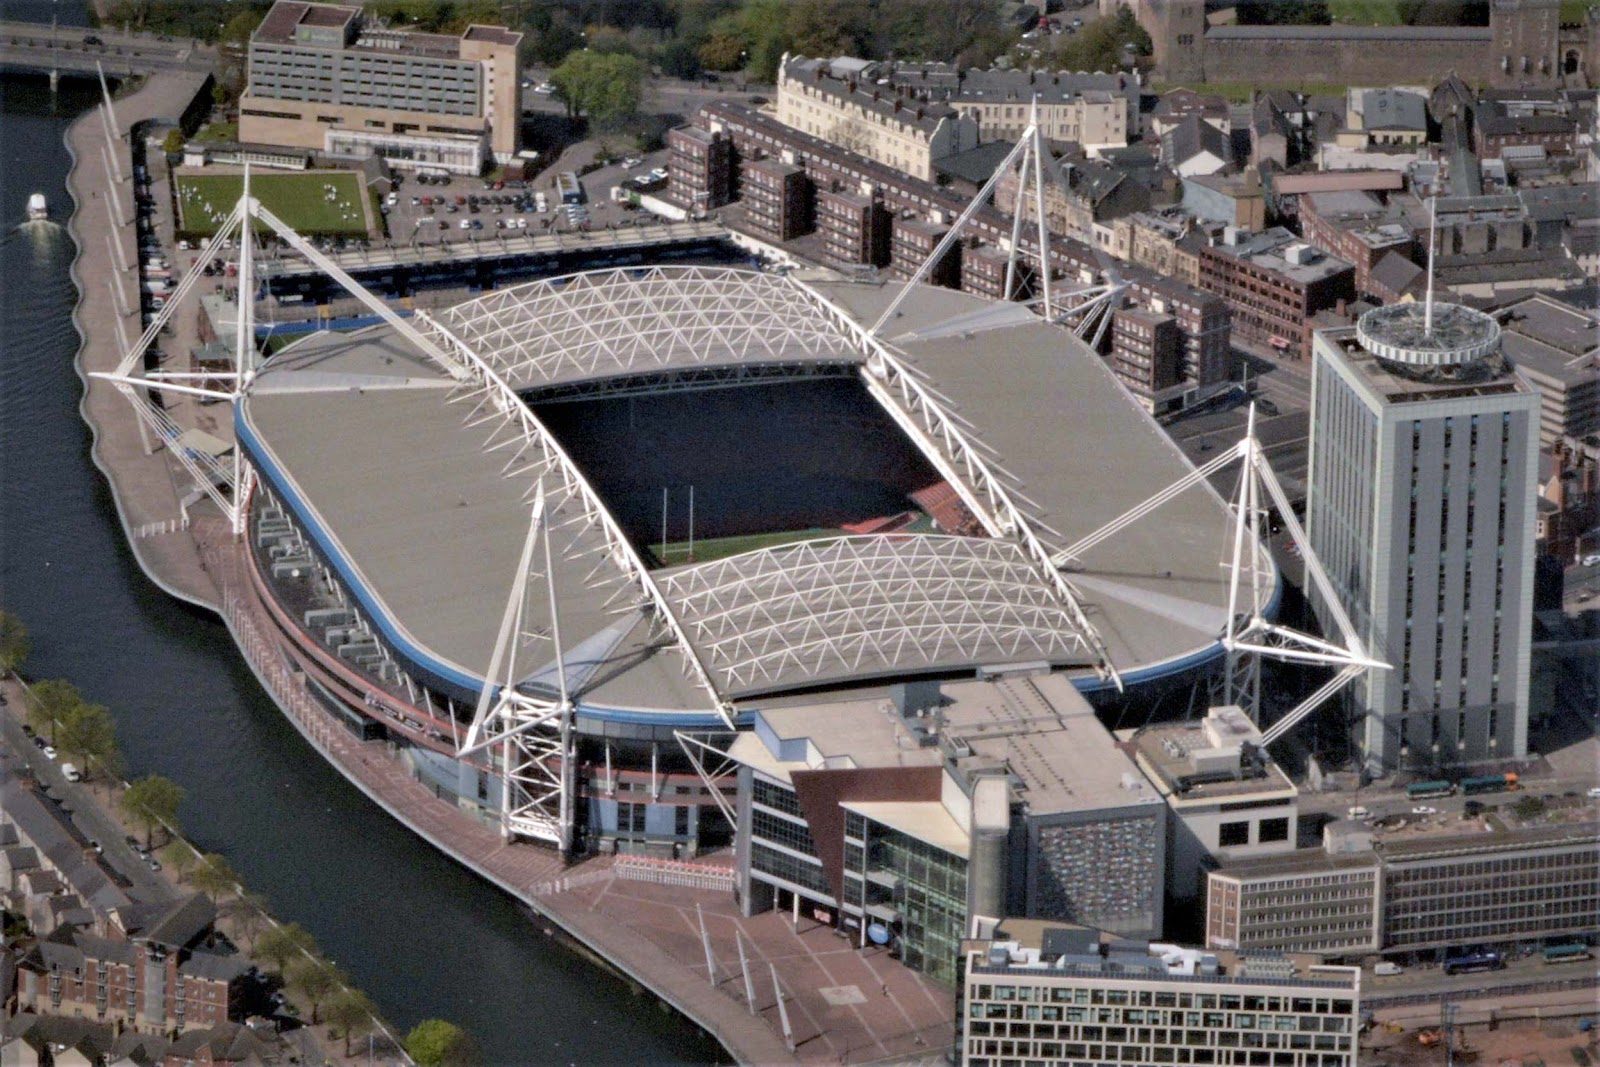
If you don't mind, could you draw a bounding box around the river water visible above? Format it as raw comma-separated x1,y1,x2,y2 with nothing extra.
0,39,723,1067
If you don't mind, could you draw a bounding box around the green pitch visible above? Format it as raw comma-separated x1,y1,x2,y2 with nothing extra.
176,171,370,237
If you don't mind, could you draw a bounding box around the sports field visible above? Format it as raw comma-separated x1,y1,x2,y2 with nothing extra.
175,171,370,237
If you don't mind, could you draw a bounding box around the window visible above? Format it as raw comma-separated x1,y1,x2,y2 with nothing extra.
1220,821,1250,847
1259,818,1290,843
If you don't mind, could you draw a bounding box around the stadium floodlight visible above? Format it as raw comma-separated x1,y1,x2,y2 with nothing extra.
1052,405,1388,747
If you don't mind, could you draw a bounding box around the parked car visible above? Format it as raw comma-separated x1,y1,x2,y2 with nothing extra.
1583,554,1600,567
1588,786,1600,799
42,744,56,760
1345,805,1369,820
62,762,82,782
1411,805,1437,815
1374,962,1403,976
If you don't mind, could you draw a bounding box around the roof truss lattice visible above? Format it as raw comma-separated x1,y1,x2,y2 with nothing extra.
659,535,1096,693
439,266,861,392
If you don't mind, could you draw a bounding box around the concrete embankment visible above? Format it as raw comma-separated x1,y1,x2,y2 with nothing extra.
63,68,218,611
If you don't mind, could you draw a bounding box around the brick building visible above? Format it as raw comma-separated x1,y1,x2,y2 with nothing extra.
891,217,959,286
674,102,1230,389
15,896,250,1035
742,158,812,242
1198,228,1356,360
1297,190,1414,297
1109,307,1186,411
816,187,890,270
665,126,734,214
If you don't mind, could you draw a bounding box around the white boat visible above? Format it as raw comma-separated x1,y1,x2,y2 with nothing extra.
27,193,47,221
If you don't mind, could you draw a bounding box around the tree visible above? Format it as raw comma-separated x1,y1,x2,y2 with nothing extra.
1054,4,1150,74
657,37,703,79
1512,794,1547,821
56,701,120,782
550,51,647,130
159,840,199,882
1235,0,1330,26
25,679,85,742
255,922,318,973
226,891,271,952
219,7,264,49
162,128,185,155
325,988,378,1056
189,852,240,902
121,775,184,848
0,611,29,675
405,1020,475,1067
696,31,745,71
286,957,342,1025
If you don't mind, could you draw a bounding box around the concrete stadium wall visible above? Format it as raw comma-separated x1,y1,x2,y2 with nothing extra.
1201,35,1496,87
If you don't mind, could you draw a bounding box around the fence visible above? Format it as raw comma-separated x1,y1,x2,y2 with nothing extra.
615,854,736,892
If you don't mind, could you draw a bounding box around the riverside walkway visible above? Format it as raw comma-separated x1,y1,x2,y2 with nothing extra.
67,68,956,1066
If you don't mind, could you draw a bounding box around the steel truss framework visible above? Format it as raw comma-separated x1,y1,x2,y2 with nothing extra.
438,266,860,392
91,170,466,536
418,310,734,728
658,534,1097,692
1052,407,1388,748
454,489,578,849
799,282,1121,688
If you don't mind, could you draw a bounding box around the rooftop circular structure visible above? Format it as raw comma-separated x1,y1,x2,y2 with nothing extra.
1355,301,1501,368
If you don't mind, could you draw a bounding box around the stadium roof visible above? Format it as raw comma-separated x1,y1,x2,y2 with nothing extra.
239,267,1249,719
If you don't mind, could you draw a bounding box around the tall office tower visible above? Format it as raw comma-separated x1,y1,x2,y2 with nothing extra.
240,0,522,173
1307,300,1539,774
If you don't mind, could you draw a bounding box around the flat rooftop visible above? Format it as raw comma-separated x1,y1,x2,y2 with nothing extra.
974,919,1354,988
243,269,1245,714
1130,712,1297,804
732,674,1156,817
1319,325,1535,405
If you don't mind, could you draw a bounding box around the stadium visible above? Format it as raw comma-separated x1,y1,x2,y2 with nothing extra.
234,263,1269,854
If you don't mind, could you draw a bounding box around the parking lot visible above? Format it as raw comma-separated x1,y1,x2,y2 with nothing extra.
378,153,671,249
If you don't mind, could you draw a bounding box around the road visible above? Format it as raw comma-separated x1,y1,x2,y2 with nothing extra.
0,20,216,76
0,677,178,906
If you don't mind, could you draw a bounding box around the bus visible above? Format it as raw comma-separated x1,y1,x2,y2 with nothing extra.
1406,780,1456,800
1542,943,1592,965
1443,952,1504,975
1460,773,1519,795
556,171,583,205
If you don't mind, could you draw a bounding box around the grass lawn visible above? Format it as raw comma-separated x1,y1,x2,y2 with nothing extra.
175,171,369,237
653,527,844,567
1560,0,1598,22
193,122,238,143
1327,0,1405,25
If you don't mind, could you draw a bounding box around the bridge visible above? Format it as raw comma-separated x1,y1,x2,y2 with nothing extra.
0,20,217,81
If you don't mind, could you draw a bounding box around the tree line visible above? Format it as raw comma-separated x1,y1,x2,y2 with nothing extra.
2,611,473,1062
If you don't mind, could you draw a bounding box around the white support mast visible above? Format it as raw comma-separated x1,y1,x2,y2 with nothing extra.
1052,406,1387,746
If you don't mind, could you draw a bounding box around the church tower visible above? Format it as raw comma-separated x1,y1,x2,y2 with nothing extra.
1147,0,1206,83
1489,0,1561,87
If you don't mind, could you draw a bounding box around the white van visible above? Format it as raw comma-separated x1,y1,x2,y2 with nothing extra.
62,762,82,782
1373,962,1403,976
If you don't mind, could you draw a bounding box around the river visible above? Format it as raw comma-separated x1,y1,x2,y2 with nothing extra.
0,43,723,1067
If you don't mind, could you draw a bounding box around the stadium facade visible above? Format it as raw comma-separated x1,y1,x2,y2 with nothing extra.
233,265,1265,872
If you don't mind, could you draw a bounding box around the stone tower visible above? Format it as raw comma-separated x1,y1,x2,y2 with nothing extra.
1489,0,1562,87
1146,0,1206,83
